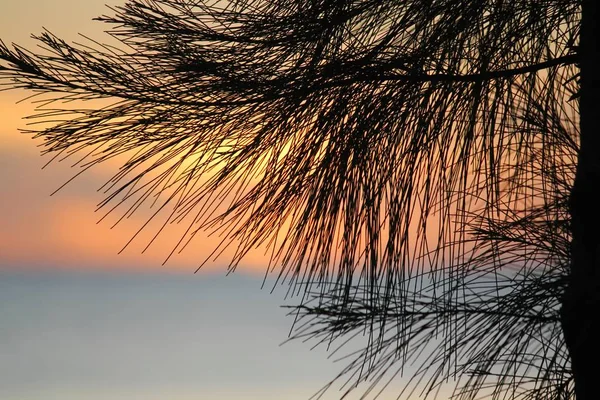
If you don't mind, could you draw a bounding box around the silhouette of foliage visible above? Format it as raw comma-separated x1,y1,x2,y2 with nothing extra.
0,1,586,399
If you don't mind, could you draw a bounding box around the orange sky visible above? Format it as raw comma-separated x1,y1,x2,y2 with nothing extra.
0,1,446,277
0,1,273,274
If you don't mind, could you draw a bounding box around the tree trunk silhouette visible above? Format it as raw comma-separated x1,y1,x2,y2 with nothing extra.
563,2,600,399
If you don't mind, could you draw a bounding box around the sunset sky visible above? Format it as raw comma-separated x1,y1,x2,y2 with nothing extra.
0,2,451,400
0,0,275,274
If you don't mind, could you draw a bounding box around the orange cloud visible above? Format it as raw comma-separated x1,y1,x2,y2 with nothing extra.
0,116,271,275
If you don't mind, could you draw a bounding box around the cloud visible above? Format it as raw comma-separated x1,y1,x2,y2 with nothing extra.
0,112,271,275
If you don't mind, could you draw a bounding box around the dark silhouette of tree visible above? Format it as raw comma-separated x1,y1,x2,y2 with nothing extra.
1,1,597,399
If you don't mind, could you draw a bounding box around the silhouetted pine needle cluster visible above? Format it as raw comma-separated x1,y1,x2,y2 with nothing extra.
0,1,581,399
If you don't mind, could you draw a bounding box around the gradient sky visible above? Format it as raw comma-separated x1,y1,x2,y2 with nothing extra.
0,2,455,400
0,0,276,274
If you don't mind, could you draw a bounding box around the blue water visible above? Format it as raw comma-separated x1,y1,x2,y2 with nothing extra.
0,271,358,400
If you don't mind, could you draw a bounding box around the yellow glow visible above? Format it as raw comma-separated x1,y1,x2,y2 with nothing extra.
0,1,272,274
